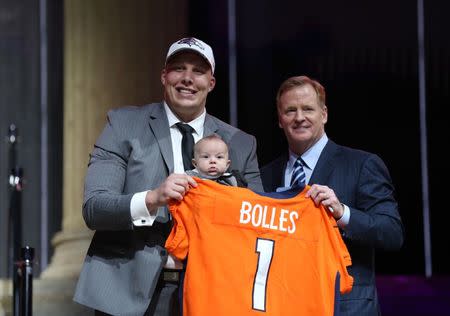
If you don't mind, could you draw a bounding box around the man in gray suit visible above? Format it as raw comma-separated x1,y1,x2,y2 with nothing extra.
260,75,404,316
74,37,263,316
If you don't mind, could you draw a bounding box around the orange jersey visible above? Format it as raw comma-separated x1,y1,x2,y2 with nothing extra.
166,178,353,316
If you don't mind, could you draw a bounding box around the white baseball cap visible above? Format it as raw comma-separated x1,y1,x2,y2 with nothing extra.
166,37,215,74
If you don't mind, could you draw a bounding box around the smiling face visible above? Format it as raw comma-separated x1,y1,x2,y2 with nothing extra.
277,83,328,155
192,136,230,177
161,51,216,122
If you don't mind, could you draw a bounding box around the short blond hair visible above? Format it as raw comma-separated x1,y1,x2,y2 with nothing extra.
194,134,229,158
276,75,326,108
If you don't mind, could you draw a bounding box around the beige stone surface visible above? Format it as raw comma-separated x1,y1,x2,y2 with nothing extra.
0,0,187,314
0,278,92,316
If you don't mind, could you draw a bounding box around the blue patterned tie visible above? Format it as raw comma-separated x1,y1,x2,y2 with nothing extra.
290,157,306,187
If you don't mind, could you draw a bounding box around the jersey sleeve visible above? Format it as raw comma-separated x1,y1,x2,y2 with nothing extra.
165,202,189,260
322,206,354,294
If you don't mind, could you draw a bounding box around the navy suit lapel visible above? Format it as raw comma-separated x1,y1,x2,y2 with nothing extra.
147,103,174,173
261,154,287,192
309,140,339,185
272,156,287,189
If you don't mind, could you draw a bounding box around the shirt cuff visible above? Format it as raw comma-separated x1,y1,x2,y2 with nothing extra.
165,254,184,269
337,203,350,228
130,190,157,226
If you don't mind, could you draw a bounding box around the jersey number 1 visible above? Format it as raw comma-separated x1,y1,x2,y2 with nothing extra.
252,238,275,311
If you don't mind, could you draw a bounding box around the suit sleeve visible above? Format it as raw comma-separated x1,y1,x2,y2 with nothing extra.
82,110,134,231
229,132,263,192
244,135,264,191
345,154,404,251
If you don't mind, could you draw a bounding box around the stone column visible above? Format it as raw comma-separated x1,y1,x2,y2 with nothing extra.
41,0,188,280
0,1,187,315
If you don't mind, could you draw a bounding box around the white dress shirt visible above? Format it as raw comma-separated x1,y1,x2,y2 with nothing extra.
129,102,205,268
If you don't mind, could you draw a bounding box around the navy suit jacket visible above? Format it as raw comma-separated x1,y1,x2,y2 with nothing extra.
261,139,404,316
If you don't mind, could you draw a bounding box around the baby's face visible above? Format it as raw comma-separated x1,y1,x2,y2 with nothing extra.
194,140,230,176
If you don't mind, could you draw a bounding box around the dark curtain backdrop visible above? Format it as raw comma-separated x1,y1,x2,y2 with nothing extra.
0,0,448,278
0,0,62,277
190,0,450,275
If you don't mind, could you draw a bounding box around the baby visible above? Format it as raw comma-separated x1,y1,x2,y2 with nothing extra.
186,134,246,187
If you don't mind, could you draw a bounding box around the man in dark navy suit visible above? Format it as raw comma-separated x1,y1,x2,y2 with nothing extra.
260,75,404,316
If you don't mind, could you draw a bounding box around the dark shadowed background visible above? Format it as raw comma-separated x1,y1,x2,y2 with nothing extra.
1,0,449,281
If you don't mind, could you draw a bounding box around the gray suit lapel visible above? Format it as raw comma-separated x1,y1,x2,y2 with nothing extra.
147,103,174,173
203,114,219,136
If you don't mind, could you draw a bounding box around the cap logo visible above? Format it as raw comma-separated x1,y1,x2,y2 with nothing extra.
177,37,205,51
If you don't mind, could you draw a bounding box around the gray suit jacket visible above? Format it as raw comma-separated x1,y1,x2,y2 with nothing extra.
260,140,404,316
74,103,263,315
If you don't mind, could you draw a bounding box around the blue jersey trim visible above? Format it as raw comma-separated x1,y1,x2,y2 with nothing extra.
253,183,306,199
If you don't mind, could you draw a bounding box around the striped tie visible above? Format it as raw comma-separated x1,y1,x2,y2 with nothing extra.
290,157,306,187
